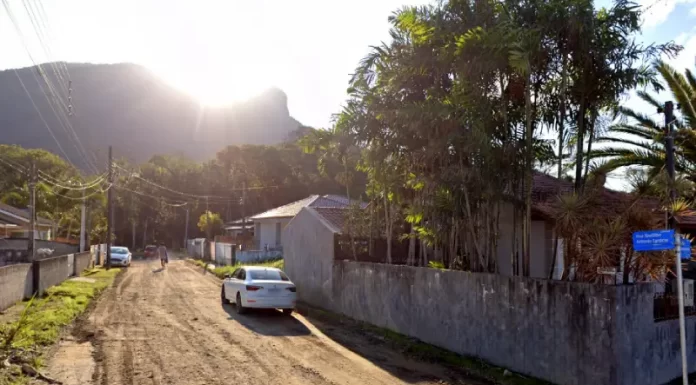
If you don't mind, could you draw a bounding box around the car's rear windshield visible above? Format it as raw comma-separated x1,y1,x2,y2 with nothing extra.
248,270,289,281
145,246,156,250
111,247,128,254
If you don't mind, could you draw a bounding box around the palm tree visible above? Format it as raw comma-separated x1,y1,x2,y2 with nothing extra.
591,61,696,180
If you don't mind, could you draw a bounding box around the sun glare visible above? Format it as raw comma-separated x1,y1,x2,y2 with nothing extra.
142,1,279,107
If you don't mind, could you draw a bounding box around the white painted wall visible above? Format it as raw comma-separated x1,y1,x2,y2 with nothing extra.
255,218,291,249
495,202,557,279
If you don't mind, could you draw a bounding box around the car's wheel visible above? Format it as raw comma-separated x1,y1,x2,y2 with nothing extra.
221,285,230,304
236,293,247,314
282,309,294,316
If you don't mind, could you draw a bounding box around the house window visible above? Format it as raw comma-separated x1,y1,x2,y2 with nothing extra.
275,222,281,246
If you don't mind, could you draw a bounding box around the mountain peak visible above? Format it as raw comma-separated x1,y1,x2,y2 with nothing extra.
0,62,300,169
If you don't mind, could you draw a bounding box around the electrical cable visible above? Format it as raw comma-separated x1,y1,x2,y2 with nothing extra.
4,0,97,172
38,173,107,191
48,183,112,201
114,184,189,207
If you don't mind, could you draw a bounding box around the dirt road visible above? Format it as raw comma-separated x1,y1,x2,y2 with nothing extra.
41,259,474,385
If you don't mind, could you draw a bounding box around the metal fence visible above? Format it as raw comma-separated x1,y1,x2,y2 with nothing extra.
653,292,696,321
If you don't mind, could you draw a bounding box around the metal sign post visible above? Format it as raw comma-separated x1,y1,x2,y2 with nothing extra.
634,229,687,384
675,231,688,385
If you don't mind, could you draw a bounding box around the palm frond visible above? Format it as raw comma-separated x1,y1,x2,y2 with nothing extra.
618,106,660,129
656,60,696,129
636,90,664,110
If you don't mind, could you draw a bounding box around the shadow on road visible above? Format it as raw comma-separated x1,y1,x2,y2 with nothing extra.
151,268,165,273
297,306,478,385
222,303,311,337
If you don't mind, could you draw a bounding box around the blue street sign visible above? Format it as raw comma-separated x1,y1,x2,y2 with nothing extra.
633,229,675,252
681,237,691,260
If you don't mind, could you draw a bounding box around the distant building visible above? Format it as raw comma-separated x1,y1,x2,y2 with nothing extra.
0,202,54,240
229,194,364,251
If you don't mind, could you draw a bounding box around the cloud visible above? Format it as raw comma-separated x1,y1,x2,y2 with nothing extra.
670,33,696,71
640,0,696,28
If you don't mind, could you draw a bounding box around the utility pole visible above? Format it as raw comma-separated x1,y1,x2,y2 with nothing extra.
241,181,247,249
28,160,36,261
664,101,677,221
660,100,687,385
106,146,113,269
206,197,210,239
80,189,86,252
183,205,189,248
85,201,91,250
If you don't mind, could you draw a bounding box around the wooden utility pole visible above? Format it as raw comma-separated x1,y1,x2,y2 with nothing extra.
206,197,211,241
28,160,36,261
241,181,247,248
80,189,87,252
183,205,189,248
106,146,113,269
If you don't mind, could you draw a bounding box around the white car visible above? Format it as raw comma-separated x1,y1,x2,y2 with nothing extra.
110,246,132,267
221,266,297,315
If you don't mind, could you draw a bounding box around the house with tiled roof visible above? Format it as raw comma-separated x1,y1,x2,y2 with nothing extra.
283,172,670,287
0,202,54,239
232,194,364,251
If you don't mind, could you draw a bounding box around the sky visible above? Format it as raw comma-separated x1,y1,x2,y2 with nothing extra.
0,0,425,129
1,0,695,190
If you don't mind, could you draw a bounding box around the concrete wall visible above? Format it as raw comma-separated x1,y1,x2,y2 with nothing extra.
0,263,33,311
614,284,696,385
0,251,95,310
34,254,71,295
283,207,338,306
74,251,92,275
215,242,235,265
0,239,79,266
321,261,694,385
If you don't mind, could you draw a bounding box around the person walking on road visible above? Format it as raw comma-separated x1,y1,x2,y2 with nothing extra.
158,243,168,268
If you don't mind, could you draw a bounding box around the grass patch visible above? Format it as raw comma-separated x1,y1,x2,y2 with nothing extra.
299,305,550,385
186,258,284,279
0,268,121,384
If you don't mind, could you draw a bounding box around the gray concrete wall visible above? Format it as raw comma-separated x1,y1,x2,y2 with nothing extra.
35,254,71,295
326,261,695,385
614,284,696,385
0,239,78,266
329,261,617,385
0,252,92,311
74,251,92,275
0,263,33,311
283,207,337,307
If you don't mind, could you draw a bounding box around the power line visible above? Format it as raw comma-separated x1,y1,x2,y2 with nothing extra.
38,172,107,191
48,183,112,201
113,163,280,200
114,184,189,207
3,0,96,172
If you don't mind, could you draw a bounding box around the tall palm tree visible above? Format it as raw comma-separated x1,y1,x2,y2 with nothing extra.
591,61,696,180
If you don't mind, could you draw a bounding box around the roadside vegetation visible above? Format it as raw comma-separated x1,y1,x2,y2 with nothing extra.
187,258,284,279
0,268,121,385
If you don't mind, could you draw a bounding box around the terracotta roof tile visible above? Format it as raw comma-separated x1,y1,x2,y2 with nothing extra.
313,207,348,232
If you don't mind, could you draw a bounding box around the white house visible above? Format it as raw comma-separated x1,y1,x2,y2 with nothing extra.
247,194,363,251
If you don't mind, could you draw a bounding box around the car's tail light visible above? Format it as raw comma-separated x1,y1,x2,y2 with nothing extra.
286,287,296,292
246,285,263,291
